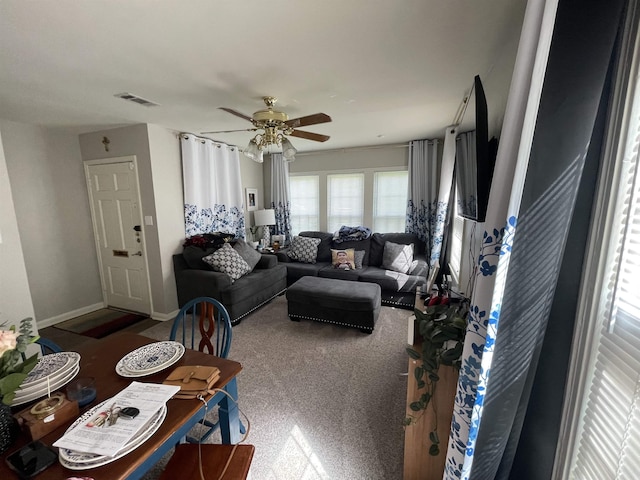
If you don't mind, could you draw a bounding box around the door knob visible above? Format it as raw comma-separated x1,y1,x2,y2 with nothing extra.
132,251,142,256
133,225,141,232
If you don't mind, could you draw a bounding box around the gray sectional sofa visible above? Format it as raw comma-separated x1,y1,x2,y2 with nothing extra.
275,231,429,309
173,241,287,325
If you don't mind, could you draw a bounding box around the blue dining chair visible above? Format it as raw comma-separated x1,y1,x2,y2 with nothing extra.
36,337,63,355
170,297,244,442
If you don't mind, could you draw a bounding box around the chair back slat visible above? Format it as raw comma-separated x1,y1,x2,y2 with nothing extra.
170,297,233,359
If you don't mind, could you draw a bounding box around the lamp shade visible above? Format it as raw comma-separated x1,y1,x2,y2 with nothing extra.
281,137,298,160
244,139,262,162
253,209,276,226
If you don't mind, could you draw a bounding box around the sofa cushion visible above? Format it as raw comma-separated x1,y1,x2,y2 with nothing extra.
354,250,365,269
358,267,424,293
287,236,322,263
299,231,334,263
203,243,251,282
331,238,371,266
382,241,414,274
284,262,329,283
318,264,366,281
183,246,217,270
233,238,262,271
331,248,356,270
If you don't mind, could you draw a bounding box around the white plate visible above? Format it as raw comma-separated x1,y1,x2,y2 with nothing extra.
11,365,80,407
115,342,184,378
120,341,184,373
19,352,80,388
58,404,167,470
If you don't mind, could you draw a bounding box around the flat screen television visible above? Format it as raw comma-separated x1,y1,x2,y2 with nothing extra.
455,75,498,222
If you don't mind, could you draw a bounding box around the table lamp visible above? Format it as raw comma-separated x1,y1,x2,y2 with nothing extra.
253,209,276,246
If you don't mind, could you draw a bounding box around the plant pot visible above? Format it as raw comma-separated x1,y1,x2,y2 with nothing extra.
0,402,20,454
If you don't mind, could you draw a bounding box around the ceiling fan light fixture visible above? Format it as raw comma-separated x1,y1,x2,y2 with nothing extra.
281,137,298,160
244,138,262,163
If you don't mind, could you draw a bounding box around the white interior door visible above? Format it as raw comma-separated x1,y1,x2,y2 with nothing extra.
86,158,151,314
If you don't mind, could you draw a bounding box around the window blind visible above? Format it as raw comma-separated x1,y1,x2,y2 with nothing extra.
327,173,364,233
568,13,640,478
373,171,408,233
289,175,319,236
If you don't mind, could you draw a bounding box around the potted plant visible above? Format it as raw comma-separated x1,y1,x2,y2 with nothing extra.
404,299,468,455
0,318,39,453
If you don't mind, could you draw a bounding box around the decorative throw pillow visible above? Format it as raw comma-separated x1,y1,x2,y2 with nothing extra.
331,248,356,270
202,243,251,282
382,241,414,274
233,239,261,271
287,236,321,264
354,250,365,269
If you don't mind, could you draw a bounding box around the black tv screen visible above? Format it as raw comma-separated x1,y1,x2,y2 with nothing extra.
456,75,497,222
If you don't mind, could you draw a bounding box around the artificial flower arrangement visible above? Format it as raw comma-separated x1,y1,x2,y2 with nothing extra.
0,318,39,405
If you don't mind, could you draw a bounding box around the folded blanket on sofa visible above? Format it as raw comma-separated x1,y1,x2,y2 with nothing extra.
332,226,372,244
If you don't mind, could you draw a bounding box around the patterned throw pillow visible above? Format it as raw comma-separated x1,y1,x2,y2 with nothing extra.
382,241,414,274
287,236,321,264
354,250,365,269
202,243,251,281
331,248,356,270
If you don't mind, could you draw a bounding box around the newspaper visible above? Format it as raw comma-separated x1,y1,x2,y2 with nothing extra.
53,381,180,457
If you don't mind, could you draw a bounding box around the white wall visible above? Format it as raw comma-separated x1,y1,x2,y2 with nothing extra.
239,152,266,239
147,124,184,316
0,129,38,334
0,120,102,326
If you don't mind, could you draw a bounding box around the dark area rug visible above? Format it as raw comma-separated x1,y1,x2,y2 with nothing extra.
54,308,148,339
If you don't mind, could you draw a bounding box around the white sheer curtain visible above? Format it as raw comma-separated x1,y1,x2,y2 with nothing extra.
270,153,292,243
444,0,557,478
180,134,245,238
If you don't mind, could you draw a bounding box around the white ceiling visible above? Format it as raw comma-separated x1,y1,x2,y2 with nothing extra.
0,0,527,153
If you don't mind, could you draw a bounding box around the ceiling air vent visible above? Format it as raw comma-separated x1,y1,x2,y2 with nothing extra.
114,92,160,107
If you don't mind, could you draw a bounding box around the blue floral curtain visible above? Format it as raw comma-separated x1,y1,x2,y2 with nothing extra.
444,0,558,477
180,134,245,238
406,128,457,269
270,153,292,243
406,139,441,263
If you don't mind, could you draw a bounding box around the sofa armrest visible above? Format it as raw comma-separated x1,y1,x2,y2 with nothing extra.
410,255,429,277
256,254,278,269
174,269,233,305
275,251,291,263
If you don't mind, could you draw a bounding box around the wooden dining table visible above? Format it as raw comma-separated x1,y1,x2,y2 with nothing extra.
1,332,243,480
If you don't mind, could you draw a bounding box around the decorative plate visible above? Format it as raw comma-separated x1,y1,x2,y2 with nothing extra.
16,357,81,396
19,352,80,388
59,400,166,464
58,404,167,469
120,341,184,373
11,365,80,407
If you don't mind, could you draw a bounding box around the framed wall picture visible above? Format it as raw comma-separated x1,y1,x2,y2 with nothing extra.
246,188,258,211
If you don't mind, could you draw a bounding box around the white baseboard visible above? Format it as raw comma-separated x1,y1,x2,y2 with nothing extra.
150,309,179,322
37,302,105,329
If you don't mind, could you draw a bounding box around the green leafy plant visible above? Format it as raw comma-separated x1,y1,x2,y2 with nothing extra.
404,300,469,456
0,318,39,405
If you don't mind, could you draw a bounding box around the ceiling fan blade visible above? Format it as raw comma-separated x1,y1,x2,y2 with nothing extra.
289,130,330,142
285,113,332,128
201,128,258,134
219,107,254,122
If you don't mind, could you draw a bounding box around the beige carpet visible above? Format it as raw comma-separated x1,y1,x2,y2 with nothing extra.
141,295,409,480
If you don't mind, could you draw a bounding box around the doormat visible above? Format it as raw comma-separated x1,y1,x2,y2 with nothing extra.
54,308,148,339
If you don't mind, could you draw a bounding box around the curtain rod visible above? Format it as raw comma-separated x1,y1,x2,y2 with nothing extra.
292,143,410,157
452,80,475,127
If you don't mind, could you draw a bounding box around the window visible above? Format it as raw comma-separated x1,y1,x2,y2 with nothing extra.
561,14,640,479
327,173,364,233
373,170,408,232
289,175,319,235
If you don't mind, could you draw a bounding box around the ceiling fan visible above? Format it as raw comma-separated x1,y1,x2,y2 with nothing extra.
201,96,331,162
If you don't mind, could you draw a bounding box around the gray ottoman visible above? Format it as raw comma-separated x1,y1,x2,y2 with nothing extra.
286,276,382,333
